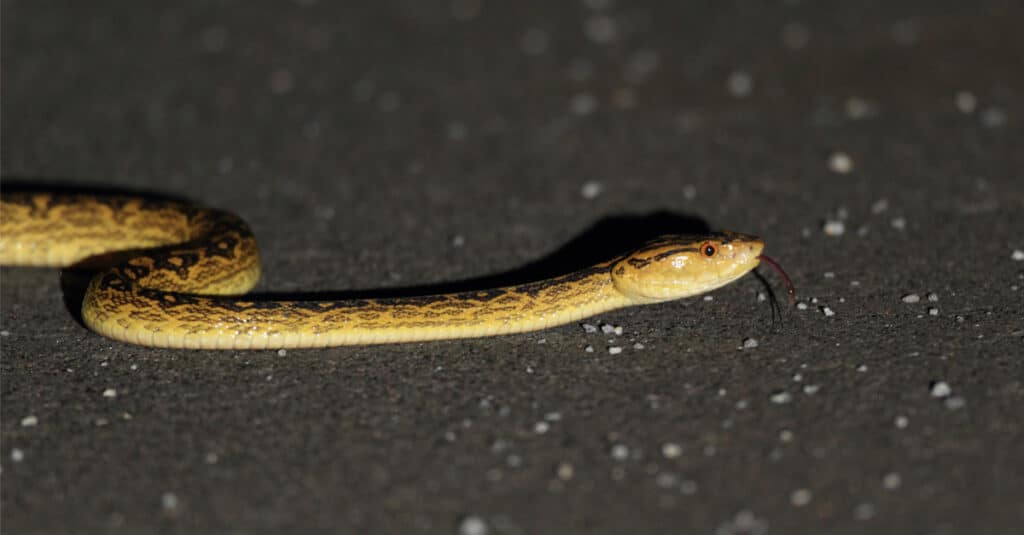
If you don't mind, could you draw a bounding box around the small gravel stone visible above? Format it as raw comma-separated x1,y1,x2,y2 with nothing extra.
459,515,489,535
742,337,759,349
882,472,902,490
570,93,597,116
871,198,890,214
607,346,623,355
277,349,287,357
980,107,1007,128
930,381,952,398
944,396,966,410
1012,249,1024,261
803,384,820,395
853,503,876,521
726,70,754,98
891,217,907,230
102,388,117,399
556,461,575,480
610,444,629,460
581,323,598,333
821,306,835,317
926,292,939,302
0,330,9,337
928,307,939,316
633,342,645,350
600,323,616,334
770,391,792,404
161,492,179,511
533,421,550,434
822,220,846,236
901,293,921,303
796,302,808,310
790,488,812,506
955,91,977,113
894,415,909,428
10,448,25,462
584,345,594,353
661,442,683,459
20,415,38,427
827,152,854,174
580,181,603,199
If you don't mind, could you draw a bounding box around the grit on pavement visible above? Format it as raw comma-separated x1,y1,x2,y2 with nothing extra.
2,2,1022,534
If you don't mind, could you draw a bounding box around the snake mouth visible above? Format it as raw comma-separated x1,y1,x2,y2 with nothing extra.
757,254,796,304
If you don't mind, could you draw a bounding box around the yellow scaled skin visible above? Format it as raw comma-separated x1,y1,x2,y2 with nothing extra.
0,193,764,349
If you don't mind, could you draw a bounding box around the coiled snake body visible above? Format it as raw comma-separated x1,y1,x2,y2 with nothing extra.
0,193,789,349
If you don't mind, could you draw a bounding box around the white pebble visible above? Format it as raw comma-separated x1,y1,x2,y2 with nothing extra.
451,235,466,247
703,295,714,301
857,364,869,373
556,462,575,480
844,97,875,120
770,391,792,404
1012,250,1024,261
882,472,902,490
0,330,9,337
980,107,1007,128
894,415,909,428
827,152,854,174
890,217,907,230
821,306,835,317
533,421,550,434
682,184,697,199
726,70,754,98
570,93,597,115
822,220,846,236
459,515,489,535
580,180,603,199
926,292,939,302
790,488,812,506
661,442,683,459
610,443,629,460
633,342,645,350
600,323,616,334
161,492,179,511
901,294,921,303
870,198,889,214
20,415,38,427
930,381,952,398
581,323,598,333
853,503,876,521
584,345,594,353
796,302,808,310
928,307,939,316
944,396,966,410
102,388,117,399
742,337,759,349
803,384,820,395
955,91,977,113
10,448,25,462
607,346,623,355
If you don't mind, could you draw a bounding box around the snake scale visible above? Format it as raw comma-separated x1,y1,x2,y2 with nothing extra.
0,192,792,349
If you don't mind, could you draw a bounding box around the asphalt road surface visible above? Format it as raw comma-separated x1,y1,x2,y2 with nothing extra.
3,1,1023,534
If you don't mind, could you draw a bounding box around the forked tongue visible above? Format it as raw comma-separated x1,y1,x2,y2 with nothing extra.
757,254,796,304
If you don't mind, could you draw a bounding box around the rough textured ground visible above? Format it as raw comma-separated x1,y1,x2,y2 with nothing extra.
3,1,1023,534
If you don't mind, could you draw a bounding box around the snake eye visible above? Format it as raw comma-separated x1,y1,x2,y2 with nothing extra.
702,243,717,257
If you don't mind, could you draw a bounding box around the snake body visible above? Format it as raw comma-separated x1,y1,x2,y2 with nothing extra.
0,193,770,349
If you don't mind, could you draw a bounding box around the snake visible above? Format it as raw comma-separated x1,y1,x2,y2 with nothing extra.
0,192,794,349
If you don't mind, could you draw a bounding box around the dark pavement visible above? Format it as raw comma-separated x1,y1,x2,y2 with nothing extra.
3,1,1023,533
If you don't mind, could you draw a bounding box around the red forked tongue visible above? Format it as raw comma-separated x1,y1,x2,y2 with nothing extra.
757,254,796,304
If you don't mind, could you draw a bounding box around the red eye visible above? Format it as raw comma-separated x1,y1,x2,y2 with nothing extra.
702,243,717,257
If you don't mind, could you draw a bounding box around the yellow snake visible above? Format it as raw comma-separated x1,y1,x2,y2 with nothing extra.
0,192,792,349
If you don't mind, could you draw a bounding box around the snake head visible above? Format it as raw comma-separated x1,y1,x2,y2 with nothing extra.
611,232,764,303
